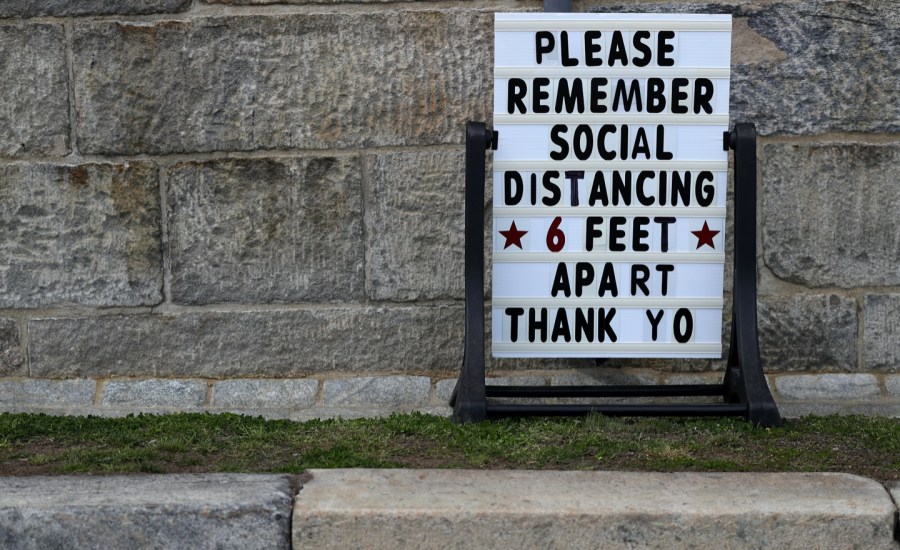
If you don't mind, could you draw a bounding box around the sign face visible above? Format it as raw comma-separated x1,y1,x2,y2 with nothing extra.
492,13,732,358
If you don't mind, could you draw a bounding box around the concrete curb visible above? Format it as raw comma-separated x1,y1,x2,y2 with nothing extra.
1,471,898,549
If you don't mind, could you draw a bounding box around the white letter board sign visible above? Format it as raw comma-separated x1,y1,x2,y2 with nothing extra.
491,13,732,358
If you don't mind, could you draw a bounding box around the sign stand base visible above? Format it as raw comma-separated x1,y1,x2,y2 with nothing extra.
451,121,782,427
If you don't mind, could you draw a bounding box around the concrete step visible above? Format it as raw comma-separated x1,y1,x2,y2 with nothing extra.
0,474,293,550
294,469,899,550
1,471,897,549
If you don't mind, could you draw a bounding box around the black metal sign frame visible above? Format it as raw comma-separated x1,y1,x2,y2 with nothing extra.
451,121,782,427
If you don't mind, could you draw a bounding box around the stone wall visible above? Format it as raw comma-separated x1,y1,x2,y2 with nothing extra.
0,0,897,418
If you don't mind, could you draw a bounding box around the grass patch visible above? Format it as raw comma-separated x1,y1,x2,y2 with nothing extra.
0,412,897,482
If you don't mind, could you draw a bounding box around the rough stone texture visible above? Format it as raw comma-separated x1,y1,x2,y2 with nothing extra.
552,368,660,386
887,375,900,398
0,0,190,17
592,2,900,135
322,376,430,407
774,374,881,401
167,157,363,304
0,379,95,408
0,24,68,157
366,151,465,301
778,402,900,419
29,306,463,378
758,294,857,372
864,295,900,373
73,13,491,155
763,144,900,287
0,474,292,550
295,469,897,549
211,379,318,410
0,163,162,308
0,319,23,376
100,379,207,409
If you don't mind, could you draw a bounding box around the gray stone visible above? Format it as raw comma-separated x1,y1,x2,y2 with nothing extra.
777,402,900,419
0,0,190,17
591,2,900,135
101,379,207,409
322,376,430,407
167,158,363,304
0,379,95,408
73,13,491,155
863,295,900,372
365,151,465,301
0,24,68,157
758,294,857,371
0,163,162,308
434,379,456,404
763,144,900,287
211,379,318,410
887,375,900,398
552,368,659,386
29,306,463,378
774,374,880,401
294,469,897,549
0,474,292,550
0,319,23,376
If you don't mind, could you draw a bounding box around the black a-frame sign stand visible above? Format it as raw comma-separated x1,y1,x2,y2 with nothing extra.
451,121,782,427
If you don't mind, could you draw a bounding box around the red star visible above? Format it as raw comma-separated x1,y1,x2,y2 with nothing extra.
499,221,528,250
692,221,720,250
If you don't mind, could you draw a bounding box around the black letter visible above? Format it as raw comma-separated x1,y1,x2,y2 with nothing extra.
535,31,555,64
632,30,652,67
542,171,562,206
632,216,650,252
609,217,627,252
598,308,618,342
674,308,693,343
532,77,550,114
551,263,571,297
549,125,569,160
505,307,524,342
631,264,650,296
529,308,548,343
585,216,604,252
653,217,676,252
656,264,674,296
560,31,579,67
584,31,602,66
565,170,584,206
575,262,594,297
608,31,628,66
646,309,664,341
658,31,675,66
504,171,523,206
507,78,527,114
696,171,715,207
551,308,571,342
693,78,714,114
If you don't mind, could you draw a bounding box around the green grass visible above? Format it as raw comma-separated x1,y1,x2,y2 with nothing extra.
0,412,897,482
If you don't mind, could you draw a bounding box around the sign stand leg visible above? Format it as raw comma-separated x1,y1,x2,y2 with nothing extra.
450,122,494,423
452,121,782,427
723,123,783,427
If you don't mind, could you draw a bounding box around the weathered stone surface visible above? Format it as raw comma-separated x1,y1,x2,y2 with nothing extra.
168,157,363,304
0,379,95,408
775,374,880,401
322,376,430,407
434,375,546,404
763,144,900,287
552,368,659,386
758,294,857,371
73,13,491,155
295,469,897,549
29,306,463,378
0,163,162,308
887,375,900,398
0,0,190,17
0,474,292,550
863,295,900,372
211,378,318,410
0,24,67,157
366,151,465,301
0,319,23,375
101,379,207,409
591,2,900,135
